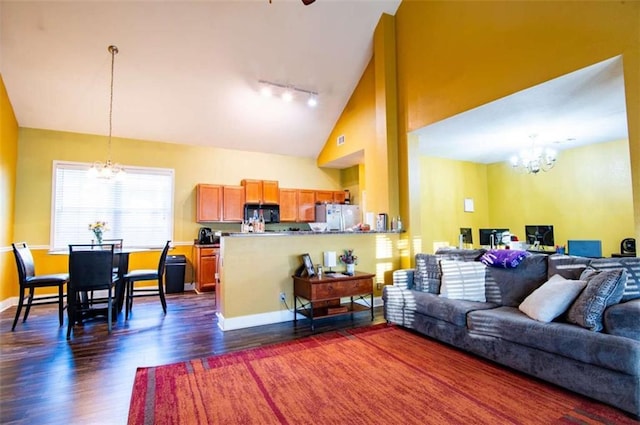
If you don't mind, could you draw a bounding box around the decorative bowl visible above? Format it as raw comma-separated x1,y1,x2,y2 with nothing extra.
309,222,328,232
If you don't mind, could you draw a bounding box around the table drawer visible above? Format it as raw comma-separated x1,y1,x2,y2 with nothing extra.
312,278,372,299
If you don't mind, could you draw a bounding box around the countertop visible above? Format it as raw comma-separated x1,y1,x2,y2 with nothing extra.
219,230,405,237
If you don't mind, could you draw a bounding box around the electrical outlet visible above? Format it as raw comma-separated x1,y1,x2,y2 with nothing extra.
377,282,382,290
279,292,286,302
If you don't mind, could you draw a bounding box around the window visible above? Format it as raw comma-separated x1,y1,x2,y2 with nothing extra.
51,161,174,250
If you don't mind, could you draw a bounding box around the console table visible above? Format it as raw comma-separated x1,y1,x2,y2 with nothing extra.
292,271,375,330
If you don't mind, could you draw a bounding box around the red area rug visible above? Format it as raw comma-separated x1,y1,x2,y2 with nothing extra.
128,325,635,424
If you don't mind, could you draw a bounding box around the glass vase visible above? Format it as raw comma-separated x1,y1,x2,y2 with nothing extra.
346,263,355,275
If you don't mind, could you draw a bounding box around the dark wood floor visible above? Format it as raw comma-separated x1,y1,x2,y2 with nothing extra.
0,291,385,424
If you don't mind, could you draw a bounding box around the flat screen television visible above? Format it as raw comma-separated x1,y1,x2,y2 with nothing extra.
524,225,555,247
568,240,602,258
478,228,509,247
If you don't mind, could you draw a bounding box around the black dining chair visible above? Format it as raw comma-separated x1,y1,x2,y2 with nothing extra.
67,244,119,339
11,242,69,331
124,241,171,319
90,238,124,302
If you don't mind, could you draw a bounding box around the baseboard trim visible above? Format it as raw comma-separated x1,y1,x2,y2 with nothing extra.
216,296,383,331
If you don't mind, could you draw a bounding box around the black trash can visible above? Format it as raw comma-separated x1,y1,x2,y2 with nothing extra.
165,254,187,294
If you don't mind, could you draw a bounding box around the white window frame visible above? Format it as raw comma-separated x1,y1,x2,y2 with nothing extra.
51,160,174,250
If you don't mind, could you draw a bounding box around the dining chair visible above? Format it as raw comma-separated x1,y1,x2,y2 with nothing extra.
11,242,69,331
124,241,171,319
67,244,119,339
90,238,124,303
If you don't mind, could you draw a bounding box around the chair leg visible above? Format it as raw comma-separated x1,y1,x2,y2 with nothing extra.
125,280,131,320
58,284,64,327
12,287,26,331
158,277,167,314
22,287,35,323
107,288,112,334
66,290,75,340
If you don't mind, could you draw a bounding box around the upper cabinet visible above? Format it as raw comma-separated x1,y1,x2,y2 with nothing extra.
196,184,222,222
315,190,334,204
297,189,316,222
279,188,298,222
241,179,279,204
222,185,245,222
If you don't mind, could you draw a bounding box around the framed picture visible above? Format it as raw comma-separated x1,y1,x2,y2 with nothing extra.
301,253,315,277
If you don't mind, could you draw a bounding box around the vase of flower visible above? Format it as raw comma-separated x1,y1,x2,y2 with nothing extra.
339,249,358,275
89,221,108,245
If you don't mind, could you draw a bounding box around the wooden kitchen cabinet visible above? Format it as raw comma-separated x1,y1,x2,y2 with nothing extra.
262,180,279,204
279,188,298,222
297,189,316,222
196,184,222,222
222,185,245,222
241,179,279,204
194,246,219,293
315,190,334,204
333,191,347,204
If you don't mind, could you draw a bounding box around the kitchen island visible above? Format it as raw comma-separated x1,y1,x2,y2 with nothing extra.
216,230,402,330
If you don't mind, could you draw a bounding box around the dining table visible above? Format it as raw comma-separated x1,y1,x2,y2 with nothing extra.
50,247,148,314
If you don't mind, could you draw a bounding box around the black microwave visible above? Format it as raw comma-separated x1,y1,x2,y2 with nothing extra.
244,204,280,223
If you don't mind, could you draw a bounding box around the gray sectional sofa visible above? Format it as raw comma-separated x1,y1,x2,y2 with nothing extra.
382,248,640,416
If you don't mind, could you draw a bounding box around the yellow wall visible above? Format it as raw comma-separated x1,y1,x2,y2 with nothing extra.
419,157,489,253
487,139,634,256
219,232,400,326
0,75,19,302
318,14,399,219
2,127,342,302
394,1,640,258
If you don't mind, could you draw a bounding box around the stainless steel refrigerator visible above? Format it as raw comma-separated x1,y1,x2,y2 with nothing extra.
315,204,361,231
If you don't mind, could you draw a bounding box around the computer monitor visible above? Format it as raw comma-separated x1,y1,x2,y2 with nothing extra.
479,228,509,248
568,240,602,258
524,225,555,247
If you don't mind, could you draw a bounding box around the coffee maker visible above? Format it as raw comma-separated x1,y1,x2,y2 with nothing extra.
198,227,215,244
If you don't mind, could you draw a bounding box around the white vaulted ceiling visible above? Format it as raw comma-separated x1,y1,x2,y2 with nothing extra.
0,0,401,159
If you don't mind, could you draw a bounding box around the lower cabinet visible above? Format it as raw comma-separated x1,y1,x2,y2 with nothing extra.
194,246,219,293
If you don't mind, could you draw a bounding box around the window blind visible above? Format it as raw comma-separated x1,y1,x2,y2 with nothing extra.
51,161,174,250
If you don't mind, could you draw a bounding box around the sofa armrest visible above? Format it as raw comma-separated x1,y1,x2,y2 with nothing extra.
603,299,640,341
392,269,415,289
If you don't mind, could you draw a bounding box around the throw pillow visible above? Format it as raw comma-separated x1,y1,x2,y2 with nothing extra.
439,259,487,302
566,267,628,332
588,257,640,302
519,274,587,322
414,254,441,293
480,249,530,269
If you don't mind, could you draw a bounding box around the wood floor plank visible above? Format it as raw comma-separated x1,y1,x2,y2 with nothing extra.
0,291,385,424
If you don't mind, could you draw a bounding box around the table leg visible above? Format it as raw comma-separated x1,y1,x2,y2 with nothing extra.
370,292,374,321
293,296,297,326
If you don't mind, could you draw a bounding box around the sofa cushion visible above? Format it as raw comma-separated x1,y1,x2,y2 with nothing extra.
412,291,497,327
519,274,586,322
439,259,486,302
480,249,530,269
414,254,440,293
547,254,591,280
467,306,640,375
566,268,627,332
603,299,640,341
589,257,640,301
487,254,548,307
435,248,486,262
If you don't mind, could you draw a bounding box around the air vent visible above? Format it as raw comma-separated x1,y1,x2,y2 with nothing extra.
337,135,345,146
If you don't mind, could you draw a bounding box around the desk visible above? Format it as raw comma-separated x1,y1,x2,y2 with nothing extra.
50,248,148,313
293,271,375,331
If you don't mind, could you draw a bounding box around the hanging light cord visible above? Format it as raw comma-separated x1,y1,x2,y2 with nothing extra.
107,45,118,161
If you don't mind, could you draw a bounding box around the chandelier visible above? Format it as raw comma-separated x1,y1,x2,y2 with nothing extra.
510,135,557,174
89,45,125,180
